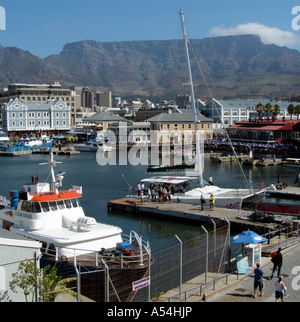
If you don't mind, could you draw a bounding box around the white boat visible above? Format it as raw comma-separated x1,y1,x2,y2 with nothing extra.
282,158,300,168
0,150,151,302
74,140,113,152
0,131,11,146
17,134,51,149
128,176,264,209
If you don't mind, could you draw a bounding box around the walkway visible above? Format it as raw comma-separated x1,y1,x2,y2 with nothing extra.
160,243,300,302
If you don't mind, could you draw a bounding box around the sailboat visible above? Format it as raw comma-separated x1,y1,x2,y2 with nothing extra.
127,10,265,210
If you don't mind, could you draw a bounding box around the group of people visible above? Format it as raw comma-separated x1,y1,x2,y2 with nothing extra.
200,194,215,211
137,182,174,203
254,247,286,302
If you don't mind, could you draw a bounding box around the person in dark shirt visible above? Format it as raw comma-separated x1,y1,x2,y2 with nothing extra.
254,263,264,298
271,248,283,279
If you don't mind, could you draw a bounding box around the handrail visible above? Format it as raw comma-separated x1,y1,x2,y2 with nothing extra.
40,232,151,268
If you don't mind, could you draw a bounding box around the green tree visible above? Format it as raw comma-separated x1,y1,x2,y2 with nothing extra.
295,105,300,119
288,104,295,119
9,259,74,302
273,104,280,117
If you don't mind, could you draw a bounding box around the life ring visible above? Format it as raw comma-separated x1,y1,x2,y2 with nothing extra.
9,211,13,217
258,184,264,190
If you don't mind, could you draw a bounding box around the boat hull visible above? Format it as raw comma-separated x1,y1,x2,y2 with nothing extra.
147,164,195,173
41,256,150,302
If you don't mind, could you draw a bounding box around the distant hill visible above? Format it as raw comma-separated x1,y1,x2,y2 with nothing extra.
1,35,300,99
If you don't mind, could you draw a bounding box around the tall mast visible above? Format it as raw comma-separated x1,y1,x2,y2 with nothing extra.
179,10,204,187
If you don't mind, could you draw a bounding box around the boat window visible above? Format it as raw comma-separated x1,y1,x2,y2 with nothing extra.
25,201,32,213
41,202,50,212
57,200,65,210
32,202,42,213
64,199,72,209
49,201,58,211
76,198,81,207
71,198,78,207
21,200,26,211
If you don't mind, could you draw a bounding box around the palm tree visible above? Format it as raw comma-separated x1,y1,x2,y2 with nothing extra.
295,105,300,120
273,104,280,120
288,104,295,119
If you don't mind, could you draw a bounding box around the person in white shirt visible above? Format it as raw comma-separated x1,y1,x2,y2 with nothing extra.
275,275,287,302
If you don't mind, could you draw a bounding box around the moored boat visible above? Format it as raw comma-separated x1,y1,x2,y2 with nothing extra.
282,158,300,168
127,176,265,209
74,140,113,152
0,150,151,302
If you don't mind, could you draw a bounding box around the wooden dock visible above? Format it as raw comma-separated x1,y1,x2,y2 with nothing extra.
107,198,276,234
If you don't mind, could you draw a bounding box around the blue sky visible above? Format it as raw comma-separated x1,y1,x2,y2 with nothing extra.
0,0,300,58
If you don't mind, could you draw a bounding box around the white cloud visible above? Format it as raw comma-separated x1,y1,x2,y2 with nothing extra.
209,23,300,48
45,22,61,29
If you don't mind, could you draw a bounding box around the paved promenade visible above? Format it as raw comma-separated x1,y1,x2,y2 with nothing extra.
209,243,300,302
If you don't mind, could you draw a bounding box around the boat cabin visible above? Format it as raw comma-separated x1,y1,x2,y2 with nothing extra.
141,176,205,194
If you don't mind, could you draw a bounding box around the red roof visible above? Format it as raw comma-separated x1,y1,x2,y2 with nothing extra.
30,190,81,202
228,120,300,131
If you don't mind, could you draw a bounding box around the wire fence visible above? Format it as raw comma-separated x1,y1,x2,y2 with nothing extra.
66,221,231,302
3,223,299,302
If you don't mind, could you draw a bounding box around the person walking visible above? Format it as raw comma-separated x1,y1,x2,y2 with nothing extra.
209,175,214,185
253,263,264,298
270,248,283,279
200,195,206,210
137,182,141,196
209,194,215,211
275,275,287,302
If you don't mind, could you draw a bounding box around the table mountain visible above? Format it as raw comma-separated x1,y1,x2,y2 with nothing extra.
1,35,300,99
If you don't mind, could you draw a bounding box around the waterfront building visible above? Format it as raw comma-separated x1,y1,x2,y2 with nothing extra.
82,110,151,144
1,97,70,135
82,110,129,131
227,119,300,145
147,112,213,145
204,99,296,126
0,82,79,126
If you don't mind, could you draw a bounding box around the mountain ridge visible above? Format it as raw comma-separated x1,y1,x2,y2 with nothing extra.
1,34,300,99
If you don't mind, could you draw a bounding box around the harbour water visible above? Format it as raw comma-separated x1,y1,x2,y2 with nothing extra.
0,152,299,250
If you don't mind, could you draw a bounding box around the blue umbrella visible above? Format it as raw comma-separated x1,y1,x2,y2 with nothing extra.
232,230,268,244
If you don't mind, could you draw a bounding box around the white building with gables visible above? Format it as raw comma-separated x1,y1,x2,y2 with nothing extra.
1,98,70,134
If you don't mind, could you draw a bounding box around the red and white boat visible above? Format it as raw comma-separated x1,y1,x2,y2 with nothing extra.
0,150,151,302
